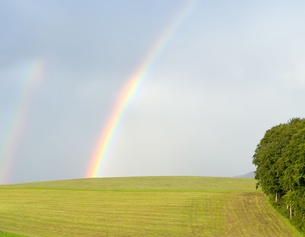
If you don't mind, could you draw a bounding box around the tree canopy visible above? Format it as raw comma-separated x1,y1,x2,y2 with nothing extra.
253,118,305,231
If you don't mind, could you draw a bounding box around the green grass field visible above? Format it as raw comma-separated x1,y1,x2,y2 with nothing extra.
0,176,302,236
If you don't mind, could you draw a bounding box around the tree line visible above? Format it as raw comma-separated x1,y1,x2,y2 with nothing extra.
253,117,305,232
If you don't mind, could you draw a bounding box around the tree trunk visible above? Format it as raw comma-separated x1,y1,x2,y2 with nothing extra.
275,192,278,202
290,206,292,219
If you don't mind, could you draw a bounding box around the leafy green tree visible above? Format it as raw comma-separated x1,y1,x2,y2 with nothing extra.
280,127,305,219
253,118,305,202
281,127,305,191
253,117,305,232
253,123,287,201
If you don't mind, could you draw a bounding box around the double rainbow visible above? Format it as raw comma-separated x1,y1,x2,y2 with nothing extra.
86,0,195,178
0,60,45,183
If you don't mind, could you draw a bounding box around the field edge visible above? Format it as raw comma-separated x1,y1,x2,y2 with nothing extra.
266,198,304,237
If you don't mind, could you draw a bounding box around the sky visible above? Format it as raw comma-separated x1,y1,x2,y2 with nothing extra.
1,0,305,184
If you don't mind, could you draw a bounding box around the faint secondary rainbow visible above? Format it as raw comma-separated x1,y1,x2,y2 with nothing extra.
86,0,196,178
0,60,45,183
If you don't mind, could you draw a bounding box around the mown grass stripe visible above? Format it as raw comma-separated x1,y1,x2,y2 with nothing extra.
0,230,29,237
0,177,301,236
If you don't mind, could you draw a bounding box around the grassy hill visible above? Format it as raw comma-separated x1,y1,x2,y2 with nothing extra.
0,176,302,237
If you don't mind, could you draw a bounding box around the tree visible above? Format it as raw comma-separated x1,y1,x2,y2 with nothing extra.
253,118,305,202
253,118,305,232
253,123,287,201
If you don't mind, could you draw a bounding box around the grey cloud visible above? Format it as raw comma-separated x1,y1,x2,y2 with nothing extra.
2,1,305,183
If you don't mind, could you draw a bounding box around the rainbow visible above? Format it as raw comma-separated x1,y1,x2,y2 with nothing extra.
86,1,196,178
0,59,45,183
